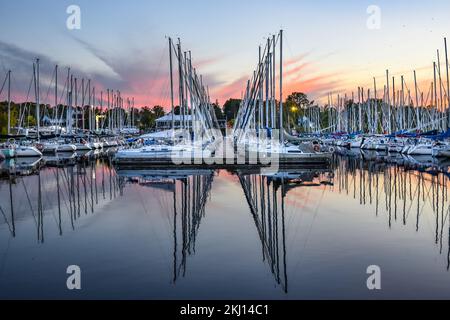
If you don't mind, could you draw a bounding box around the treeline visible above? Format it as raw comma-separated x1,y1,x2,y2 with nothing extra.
0,93,313,134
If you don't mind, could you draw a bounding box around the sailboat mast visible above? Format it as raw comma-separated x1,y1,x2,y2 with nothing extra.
88,79,92,132
265,38,270,128
100,91,103,129
81,78,85,131
169,37,175,131
272,34,276,129
74,78,78,130
7,70,11,135
414,70,420,130
36,58,40,141
107,89,111,131
54,65,58,131
437,50,443,129
445,38,450,129
66,68,70,133
434,62,438,129
279,29,283,143
92,86,96,131
373,77,377,134
386,70,391,134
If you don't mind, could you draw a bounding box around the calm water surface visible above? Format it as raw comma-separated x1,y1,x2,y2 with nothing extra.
1,155,450,299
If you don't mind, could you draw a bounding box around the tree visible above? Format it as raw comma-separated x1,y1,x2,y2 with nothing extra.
137,106,166,130
152,105,165,118
139,107,153,130
223,99,241,121
286,92,313,109
212,102,224,119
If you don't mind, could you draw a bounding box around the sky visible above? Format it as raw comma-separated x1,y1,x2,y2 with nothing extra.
0,0,449,109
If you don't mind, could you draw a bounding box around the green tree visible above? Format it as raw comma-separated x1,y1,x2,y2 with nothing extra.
286,92,312,109
152,105,165,118
212,102,224,119
223,99,241,121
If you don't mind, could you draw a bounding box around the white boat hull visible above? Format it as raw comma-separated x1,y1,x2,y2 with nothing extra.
15,146,43,157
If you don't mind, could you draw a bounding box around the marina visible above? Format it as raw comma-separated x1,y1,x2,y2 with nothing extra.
3,0,450,303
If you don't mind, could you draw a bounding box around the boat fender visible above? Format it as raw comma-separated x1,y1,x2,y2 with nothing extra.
313,144,321,152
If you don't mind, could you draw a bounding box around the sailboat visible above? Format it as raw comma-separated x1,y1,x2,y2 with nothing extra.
115,37,222,164
232,30,332,164
12,60,43,158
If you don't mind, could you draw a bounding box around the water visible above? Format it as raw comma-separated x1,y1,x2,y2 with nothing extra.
1,155,450,299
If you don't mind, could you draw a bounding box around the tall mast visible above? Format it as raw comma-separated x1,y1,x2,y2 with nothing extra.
258,45,263,130
414,70,420,130
66,68,70,133
445,38,450,129
386,70,391,134
36,58,40,141
373,77,377,134
184,53,189,131
70,75,73,133
279,29,283,143
100,91,103,129
189,51,195,138
74,78,78,130
401,76,404,130
107,89,111,131
88,79,92,132
54,65,58,131
392,77,396,131
169,37,175,131
177,39,185,131
437,50,444,129
434,62,438,129
265,38,270,128
92,86,96,132
358,87,362,132
7,70,11,135
272,34,276,129
81,78,85,131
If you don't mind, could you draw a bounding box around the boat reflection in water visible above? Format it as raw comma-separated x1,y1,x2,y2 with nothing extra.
0,157,120,241
2,155,450,298
333,155,450,270
117,169,215,283
238,168,333,293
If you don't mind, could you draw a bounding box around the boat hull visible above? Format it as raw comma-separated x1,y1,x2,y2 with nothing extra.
14,146,43,157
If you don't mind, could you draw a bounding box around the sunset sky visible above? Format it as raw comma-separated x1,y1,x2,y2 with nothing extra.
0,0,449,109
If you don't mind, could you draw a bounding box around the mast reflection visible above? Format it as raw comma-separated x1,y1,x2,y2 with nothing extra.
334,154,450,271
238,168,333,293
117,169,215,283
0,157,120,240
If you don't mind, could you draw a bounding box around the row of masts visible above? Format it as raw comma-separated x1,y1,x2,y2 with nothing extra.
233,30,284,143
1,59,138,139
317,38,450,135
167,37,221,142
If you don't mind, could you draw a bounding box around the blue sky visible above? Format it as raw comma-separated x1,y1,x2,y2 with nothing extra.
0,0,449,107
